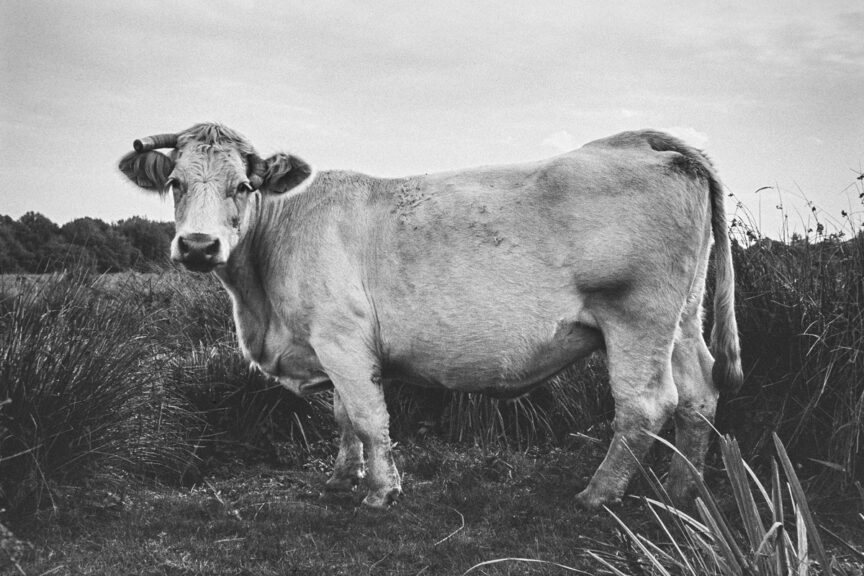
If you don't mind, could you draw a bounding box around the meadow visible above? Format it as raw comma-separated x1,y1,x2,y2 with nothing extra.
1,192,862,574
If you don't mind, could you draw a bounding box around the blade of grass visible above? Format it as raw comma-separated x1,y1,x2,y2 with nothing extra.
772,459,790,576
462,557,591,575
695,498,745,576
774,433,833,576
794,497,809,576
586,551,631,576
719,435,767,549
753,521,784,558
649,432,752,573
605,506,673,576
643,497,711,536
643,499,699,575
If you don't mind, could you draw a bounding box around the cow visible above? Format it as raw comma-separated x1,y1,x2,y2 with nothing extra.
118,123,743,510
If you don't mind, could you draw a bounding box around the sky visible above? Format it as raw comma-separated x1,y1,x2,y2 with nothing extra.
1,1,862,237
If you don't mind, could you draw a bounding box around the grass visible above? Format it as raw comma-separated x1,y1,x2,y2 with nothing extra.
725,192,864,494
0,270,200,516
10,442,631,575
8,438,863,575
594,433,864,575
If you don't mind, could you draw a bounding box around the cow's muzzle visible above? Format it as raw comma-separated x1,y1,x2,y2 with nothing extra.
174,233,223,272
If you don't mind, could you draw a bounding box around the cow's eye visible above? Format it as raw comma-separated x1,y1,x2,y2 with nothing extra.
166,178,183,195
236,181,253,195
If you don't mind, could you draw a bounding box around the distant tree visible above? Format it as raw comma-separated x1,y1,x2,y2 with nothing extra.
0,216,33,273
15,212,68,272
115,217,174,269
0,213,175,273
61,217,136,272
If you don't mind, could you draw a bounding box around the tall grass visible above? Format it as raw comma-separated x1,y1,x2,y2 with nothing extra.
0,271,199,516
590,434,863,575
148,273,334,454
0,270,334,518
169,338,333,455
724,179,864,494
439,358,612,449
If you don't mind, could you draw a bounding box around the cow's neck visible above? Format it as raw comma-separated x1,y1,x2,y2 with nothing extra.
215,195,294,364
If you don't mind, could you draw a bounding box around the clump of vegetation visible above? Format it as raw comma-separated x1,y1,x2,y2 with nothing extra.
168,337,333,459
723,180,864,495
0,270,199,516
434,357,612,449
590,433,864,575
0,270,335,520
148,272,334,457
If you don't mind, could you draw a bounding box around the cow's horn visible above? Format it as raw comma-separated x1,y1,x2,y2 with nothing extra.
133,133,179,153
248,154,266,190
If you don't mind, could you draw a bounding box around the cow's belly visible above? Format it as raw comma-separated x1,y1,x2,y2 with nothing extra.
381,319,604,393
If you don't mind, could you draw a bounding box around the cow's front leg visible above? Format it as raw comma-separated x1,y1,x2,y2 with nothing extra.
315,344,401,509
324,389,365,493
337,377,401,508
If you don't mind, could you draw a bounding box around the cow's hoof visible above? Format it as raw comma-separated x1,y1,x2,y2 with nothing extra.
361,487,402,510
575,488,621,510
324,475,361,493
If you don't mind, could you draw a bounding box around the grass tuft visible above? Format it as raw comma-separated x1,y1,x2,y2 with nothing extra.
0,270,200,517
592,433,862,575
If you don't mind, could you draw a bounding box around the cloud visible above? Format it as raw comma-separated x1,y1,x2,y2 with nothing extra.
663,126,710,149
542,130,577,153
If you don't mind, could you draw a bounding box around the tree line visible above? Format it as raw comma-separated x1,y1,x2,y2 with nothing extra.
0,212,175,274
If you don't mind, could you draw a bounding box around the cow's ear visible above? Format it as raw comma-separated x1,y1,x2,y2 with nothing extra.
118,150,174,191
260,153,313,194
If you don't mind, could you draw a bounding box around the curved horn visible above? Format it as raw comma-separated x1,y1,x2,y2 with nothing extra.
133,133,178,153
248,154,266,190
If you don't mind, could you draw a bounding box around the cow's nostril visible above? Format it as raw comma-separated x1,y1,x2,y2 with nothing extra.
177,234,220,264
204,239,220,256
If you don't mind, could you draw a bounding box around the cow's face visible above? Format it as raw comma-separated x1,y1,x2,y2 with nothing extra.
119,124,312,272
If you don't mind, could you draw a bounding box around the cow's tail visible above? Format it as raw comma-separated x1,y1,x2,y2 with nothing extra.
705,162,744,394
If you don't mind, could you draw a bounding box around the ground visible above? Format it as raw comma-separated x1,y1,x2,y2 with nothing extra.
7,439,864,575
7,441,671,576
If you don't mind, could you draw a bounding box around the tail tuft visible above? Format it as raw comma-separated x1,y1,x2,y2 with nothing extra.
711,349,744,395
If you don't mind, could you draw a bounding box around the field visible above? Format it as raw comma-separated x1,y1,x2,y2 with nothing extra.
2,208,864,574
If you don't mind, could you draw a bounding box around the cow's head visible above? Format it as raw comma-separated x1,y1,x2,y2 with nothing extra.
118,123,312,272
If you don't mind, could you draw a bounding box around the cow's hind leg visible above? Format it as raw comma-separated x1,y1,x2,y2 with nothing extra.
324,390,365,493
575,318,678,509
665,314,718,503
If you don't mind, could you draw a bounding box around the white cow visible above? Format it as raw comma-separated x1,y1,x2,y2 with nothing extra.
119,123,742,509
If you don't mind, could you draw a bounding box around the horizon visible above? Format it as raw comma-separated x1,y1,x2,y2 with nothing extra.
2,1,862,237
